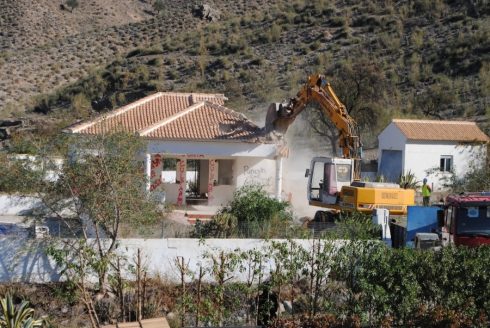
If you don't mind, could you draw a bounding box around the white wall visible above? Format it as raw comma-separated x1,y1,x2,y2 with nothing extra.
0,195,42,216
146,140,277,159
404,141,487,191
0,237,333,283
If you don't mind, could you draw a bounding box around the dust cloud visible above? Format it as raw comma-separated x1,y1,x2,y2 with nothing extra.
249,103,335,220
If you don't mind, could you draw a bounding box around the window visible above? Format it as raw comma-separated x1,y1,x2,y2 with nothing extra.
440,155,453,172
336,164,352,183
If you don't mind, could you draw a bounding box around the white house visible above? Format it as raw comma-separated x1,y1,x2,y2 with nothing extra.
378,119,489,191
65,92,286,210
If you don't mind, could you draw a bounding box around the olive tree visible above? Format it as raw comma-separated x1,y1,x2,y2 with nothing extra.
307,57,389,153
6,132,161,326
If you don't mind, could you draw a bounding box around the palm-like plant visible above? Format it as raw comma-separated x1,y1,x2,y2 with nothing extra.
0,294,43,328
399,170,421,190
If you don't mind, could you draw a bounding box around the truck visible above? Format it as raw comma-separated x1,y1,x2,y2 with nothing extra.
390,192,490,249
265,74,415,218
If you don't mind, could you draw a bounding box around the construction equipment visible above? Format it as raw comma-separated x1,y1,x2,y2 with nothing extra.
265,74,414,216
390,192,490,248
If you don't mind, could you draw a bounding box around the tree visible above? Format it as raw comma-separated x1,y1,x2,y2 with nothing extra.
153,0,165,15
198,32,208,79
307,57,388,153
7,132,162,327
65,0,79,12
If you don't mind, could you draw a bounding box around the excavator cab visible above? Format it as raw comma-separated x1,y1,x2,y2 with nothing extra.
306,157,353,206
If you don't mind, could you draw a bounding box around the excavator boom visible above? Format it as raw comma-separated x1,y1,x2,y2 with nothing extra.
265,73,415,216
265,74,362,180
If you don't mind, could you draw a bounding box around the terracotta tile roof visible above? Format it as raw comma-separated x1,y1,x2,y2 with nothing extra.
67,92,226,135
66,92,267,143
392,119,489,142
141,102,262,141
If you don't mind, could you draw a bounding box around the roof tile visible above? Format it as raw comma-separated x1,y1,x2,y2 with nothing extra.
392,119,489,142
67,92,266,143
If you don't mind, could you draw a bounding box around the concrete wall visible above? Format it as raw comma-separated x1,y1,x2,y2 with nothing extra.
0,237,322,283
404,141,487,191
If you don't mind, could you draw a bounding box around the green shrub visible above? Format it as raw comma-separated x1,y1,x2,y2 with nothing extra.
223,184,291,224
323,211,381,240
331,242,490,326
193,185,308,238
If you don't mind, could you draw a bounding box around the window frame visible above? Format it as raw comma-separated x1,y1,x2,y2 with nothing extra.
439,155,453,172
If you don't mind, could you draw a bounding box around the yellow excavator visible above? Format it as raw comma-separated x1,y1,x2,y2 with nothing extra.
265,74,414,216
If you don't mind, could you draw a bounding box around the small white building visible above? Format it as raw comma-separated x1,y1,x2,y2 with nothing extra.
66,92,285,209
378,119,489,191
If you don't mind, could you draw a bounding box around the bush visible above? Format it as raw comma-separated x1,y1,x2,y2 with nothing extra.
223,184,291,223
193,185,301,238
323,211,382,240
333,243,490,326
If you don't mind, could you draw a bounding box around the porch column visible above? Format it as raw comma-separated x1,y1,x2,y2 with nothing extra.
145,153,151,191
275,156,283,200
176,158,187,206
208,159,216,204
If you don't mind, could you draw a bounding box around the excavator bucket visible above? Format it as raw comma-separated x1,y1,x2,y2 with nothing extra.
265,103,293,134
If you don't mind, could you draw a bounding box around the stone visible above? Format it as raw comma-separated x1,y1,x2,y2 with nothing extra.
193,4,220,22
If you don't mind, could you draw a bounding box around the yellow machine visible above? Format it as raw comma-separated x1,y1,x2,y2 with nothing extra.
265,74,414,216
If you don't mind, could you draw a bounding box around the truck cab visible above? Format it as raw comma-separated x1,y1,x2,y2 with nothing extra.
439,193,490,247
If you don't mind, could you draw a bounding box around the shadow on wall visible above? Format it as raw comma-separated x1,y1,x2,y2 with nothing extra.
0,237,61,283
0,195,44,216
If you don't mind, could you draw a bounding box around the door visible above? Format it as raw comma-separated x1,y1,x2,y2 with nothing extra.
379,150,402,182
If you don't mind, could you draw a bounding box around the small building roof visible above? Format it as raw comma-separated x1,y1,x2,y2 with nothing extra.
101,317,170,328
65,92,268,143
392,119,489,142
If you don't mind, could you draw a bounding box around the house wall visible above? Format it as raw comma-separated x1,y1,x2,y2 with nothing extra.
404,141,487,191
235,157,277,195
146,140,277,159
145,140,279,208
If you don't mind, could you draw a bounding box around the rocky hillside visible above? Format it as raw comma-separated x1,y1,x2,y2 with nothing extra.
0,0,489,147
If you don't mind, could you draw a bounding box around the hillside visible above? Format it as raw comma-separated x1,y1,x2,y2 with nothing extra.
0,0,489,148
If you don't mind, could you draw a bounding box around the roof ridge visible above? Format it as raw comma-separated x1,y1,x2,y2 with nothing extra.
68,92,163,133
190,92,228,99
393,118,476,125
159,91,227,99
137,101,206,136
204,101,259,128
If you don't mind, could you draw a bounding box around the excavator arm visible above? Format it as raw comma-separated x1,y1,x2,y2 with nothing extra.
265,74,362,180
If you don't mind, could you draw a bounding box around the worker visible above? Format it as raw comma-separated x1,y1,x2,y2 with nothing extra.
422,178,432,206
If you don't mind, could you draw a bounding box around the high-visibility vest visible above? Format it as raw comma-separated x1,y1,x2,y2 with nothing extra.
422,184,431,197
